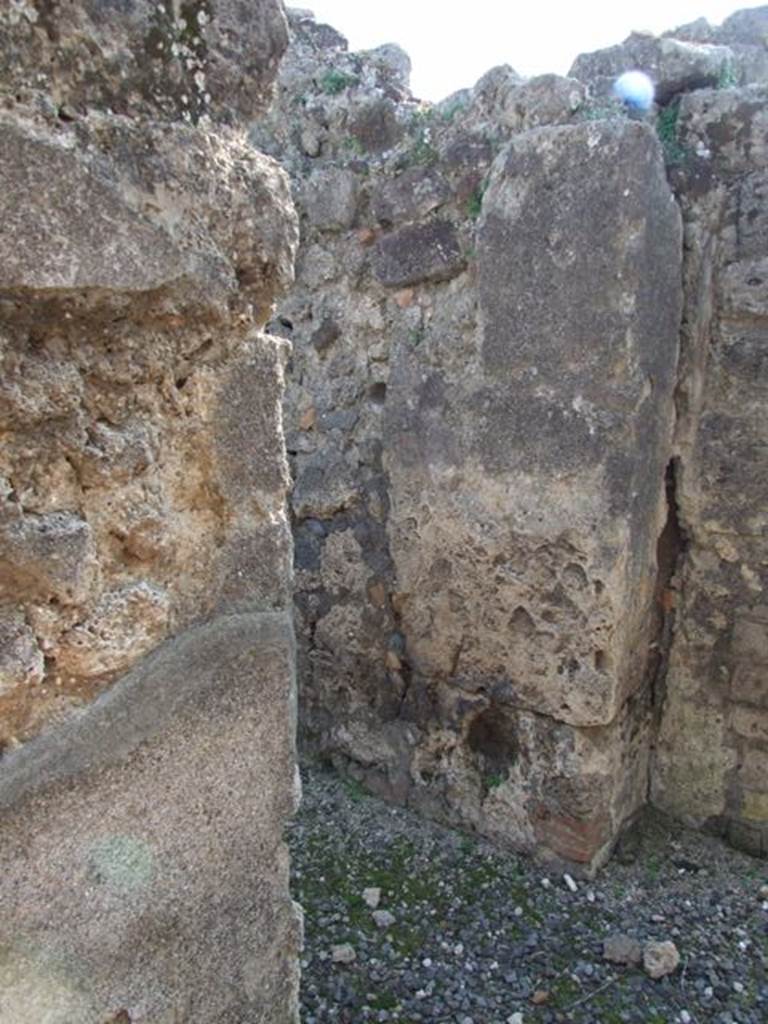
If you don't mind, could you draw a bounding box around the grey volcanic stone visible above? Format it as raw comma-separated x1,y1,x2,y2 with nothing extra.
0,613,301,1023
372,220,465,287
570,32,734,104
372,167,452,226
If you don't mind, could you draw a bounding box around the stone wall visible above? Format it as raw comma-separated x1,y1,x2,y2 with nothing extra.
257,6,768,868
651,85,768,857
0,2,302,1021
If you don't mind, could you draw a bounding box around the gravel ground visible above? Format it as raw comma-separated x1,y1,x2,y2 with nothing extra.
289,763,768,1024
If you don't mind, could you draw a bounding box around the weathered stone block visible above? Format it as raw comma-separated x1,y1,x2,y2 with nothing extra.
372,220,465,288
372,167,451,226
727,817,768,857
732,706,768,743
0,117,297,321
496,74,585,131
387,121,681,726
742,789,768,822
0,613,301,1023
349,98,404,153
1,2,301,1012
653,693,737,823
303,167,360,232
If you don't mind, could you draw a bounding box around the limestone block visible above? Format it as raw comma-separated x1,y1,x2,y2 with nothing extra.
362,43,412,91
652,691,737,823
0,349,83,428
0,613,301,1024
77,422,155,488
651,88,768,845
386,121,682,728
0,0,289,123
717,7,768,47
677,87,768,177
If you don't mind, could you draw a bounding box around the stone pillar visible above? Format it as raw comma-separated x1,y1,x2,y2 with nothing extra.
385,120,682,868
0,2,301,1019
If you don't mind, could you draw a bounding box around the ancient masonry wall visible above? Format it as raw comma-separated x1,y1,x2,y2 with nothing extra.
256,6,768,869
0,2,302,1021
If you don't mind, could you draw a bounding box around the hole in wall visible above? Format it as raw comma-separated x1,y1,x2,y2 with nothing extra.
647,457,689,716
368,382,387,405
466,706,519,793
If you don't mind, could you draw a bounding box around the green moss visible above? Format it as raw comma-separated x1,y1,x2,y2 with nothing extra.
717,59,739,89
400,108,439,167
341,777,367,802
341,135,365,156
320,69,358,95
369,992,399,1011
407,134,438,167
441,98,468,123
656,99,687,166
466,182,487,220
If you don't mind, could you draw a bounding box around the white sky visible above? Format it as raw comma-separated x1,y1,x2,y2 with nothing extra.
303,1,764,100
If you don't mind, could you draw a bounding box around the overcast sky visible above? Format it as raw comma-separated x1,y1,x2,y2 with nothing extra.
303,1,762,100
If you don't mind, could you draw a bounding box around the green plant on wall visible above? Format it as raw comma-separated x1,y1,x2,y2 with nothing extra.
340,135,365,156
656,99,686,166
319,68,358,95
440,97,468,124
717,59,739,89
400,107,439,167
466,181,487,220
